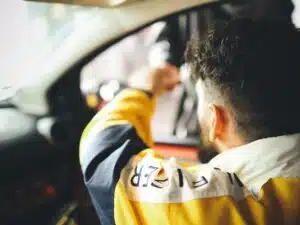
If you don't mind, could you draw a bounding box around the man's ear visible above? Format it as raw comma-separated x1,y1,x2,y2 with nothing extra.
208,104,225,142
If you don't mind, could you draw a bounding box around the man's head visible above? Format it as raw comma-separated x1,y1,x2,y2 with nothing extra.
185,19,300,156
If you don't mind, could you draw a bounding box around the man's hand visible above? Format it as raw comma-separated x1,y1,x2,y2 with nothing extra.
148,64,180,96
130,64,180,97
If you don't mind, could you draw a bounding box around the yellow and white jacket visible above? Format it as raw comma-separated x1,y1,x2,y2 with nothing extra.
80,89,300,225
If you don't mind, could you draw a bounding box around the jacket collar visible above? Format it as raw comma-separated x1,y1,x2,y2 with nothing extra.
209,133,300,193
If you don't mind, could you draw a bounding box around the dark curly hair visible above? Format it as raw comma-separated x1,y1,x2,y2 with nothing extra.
185,19,300,142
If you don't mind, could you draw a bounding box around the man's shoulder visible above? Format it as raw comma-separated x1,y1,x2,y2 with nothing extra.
118,149,250,203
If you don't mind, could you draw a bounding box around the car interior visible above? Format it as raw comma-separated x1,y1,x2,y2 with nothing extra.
0,1,296,224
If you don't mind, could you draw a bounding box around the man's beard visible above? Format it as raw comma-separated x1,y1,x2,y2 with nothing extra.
197,123,219,163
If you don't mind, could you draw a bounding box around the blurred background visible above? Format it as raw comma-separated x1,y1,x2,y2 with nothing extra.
0,0,99,89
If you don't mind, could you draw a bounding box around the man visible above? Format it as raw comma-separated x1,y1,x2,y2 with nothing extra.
80,20,300,225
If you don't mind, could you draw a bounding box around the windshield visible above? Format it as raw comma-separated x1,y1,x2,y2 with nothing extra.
0,0,99,91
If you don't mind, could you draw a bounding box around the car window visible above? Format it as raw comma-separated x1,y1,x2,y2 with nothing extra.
80,21,183,138
79,7,219,140
80,22,165,94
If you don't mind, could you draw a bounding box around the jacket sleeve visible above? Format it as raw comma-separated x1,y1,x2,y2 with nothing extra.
79,89,155,225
